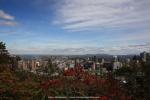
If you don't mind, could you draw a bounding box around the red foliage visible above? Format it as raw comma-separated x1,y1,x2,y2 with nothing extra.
83,74,96,85
75,64,84,73
64,65,84,77
100,96,109,100
83,77,94,85
40,65,130,98
64,68,76,76
41,79,61,89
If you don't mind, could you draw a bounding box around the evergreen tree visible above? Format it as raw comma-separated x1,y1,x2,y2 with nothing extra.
46,58,56,76
0,42,11,64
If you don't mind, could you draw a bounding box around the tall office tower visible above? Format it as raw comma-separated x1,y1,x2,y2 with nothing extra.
101,58,105,64
92,62,96,70
113,56,118,62
31,60,36,71
140,51,147,62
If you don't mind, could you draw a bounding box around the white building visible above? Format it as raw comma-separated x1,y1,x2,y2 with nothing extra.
113,62,122,70
140,51,147,62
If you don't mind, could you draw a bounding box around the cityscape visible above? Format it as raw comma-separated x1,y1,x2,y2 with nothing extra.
1,0,150,100
16,52,149,75
1,42,150,99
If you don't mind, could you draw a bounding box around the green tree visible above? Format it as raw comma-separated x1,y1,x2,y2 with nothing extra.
115,60,150,99
141,62,150,99
45,58,56,76
0,42,11,64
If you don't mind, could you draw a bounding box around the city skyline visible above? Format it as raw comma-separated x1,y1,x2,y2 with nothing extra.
0,0,150,55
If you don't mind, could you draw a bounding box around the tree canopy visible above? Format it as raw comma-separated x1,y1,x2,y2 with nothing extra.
0,41,11,64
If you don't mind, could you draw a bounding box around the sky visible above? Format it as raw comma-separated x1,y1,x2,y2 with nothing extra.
0,0,150,55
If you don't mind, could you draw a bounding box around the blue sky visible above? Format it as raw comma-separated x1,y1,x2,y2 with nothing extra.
0,0,150,55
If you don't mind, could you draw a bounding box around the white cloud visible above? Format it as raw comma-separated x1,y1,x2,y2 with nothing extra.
0,21,17,26
54,0,150,31
10,45,150,55
8,39,150,55
0,10,17,27
109,31,150,43
0,10,14,20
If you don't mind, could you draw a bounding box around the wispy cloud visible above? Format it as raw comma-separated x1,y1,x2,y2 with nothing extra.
0,30,16,34
9,44,150,55
8,39,150,55
54,0,150,31
0,21,17,26
109,31,150,43
0,9,17,26
0,10,14,20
